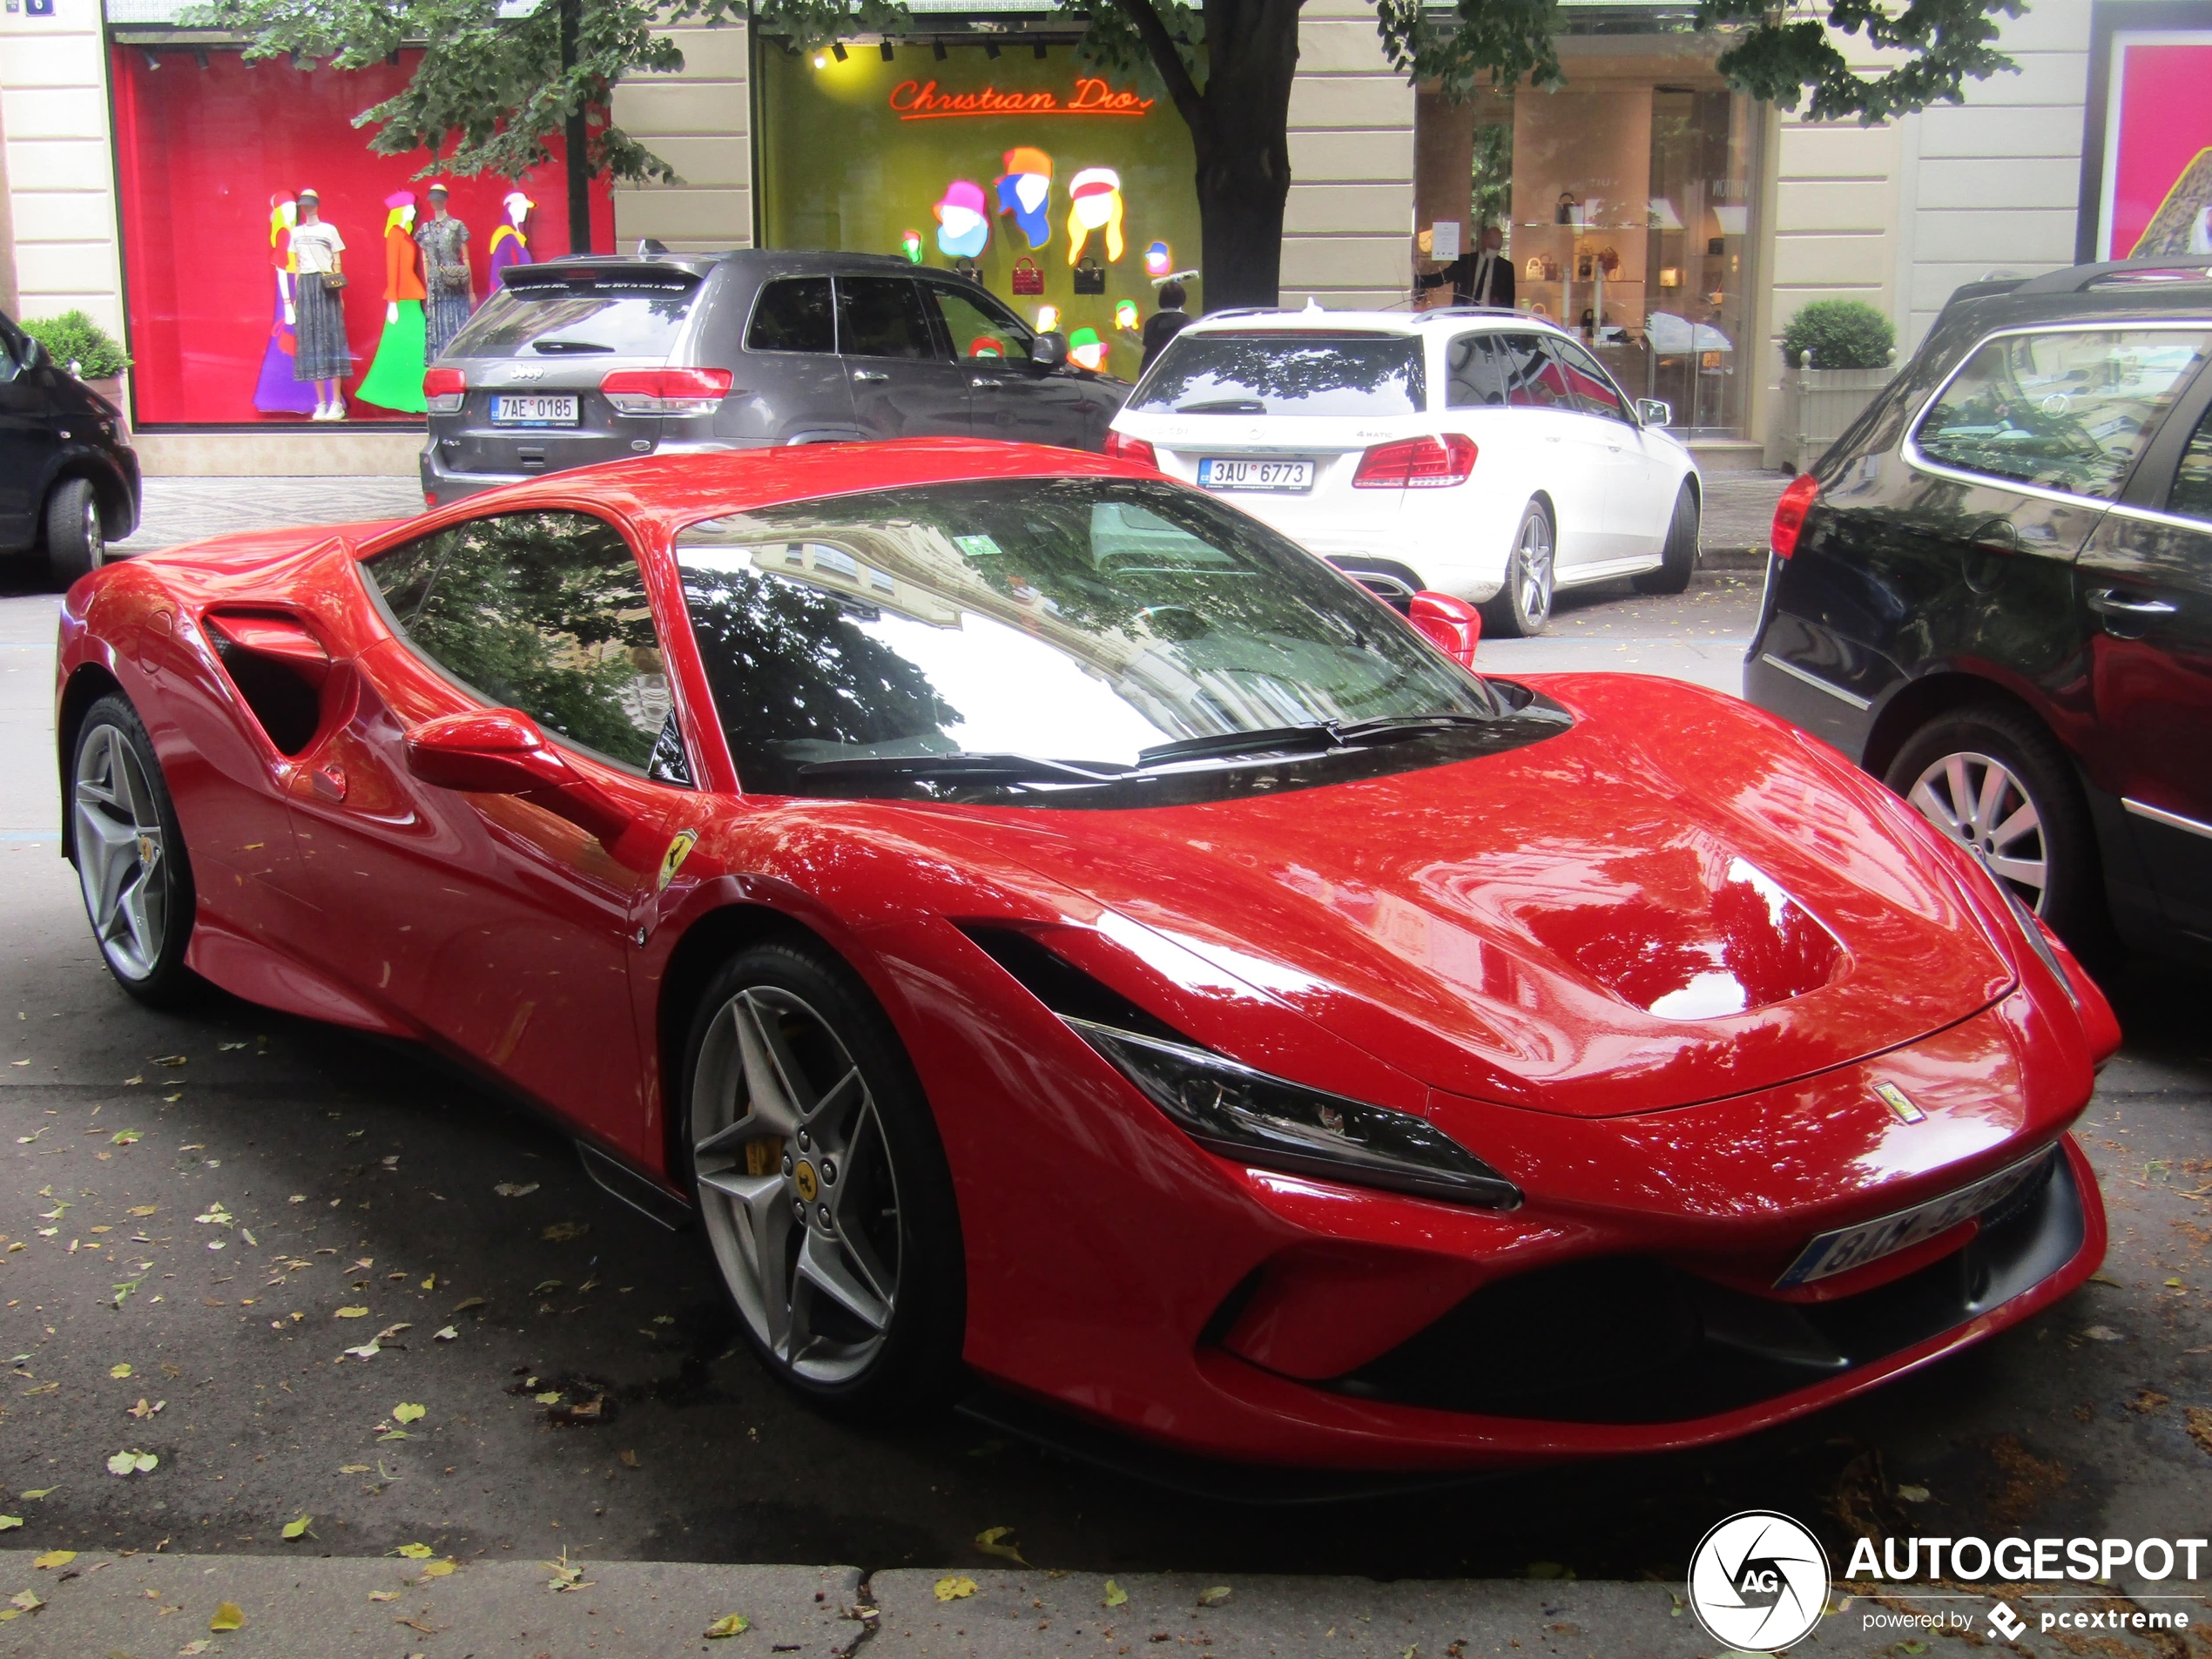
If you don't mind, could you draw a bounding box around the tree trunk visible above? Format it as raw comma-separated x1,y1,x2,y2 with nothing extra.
558,0,591,255
1193,123,1294,312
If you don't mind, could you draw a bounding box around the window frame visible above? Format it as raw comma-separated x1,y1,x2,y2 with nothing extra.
1901,319,2212,510
833,273,946,363
1540,334,1636,423
354,504,699,789
741,273,838,357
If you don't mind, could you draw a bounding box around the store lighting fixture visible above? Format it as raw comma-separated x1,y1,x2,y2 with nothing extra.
880,39,894,60
1034,41,1048,58
933,40,948,60
985,39,1001,58
813,51,827,67
831,40,847,60
141,48,160,69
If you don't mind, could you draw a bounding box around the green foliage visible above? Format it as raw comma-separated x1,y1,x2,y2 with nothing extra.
19,311,131,381
1470,121,1512,231
1781,298,1896,369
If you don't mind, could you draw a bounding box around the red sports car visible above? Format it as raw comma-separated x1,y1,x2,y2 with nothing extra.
54,440,2119,1470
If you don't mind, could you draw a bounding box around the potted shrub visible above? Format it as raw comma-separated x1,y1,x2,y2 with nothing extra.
1779,299,1895,472
20,310,133,430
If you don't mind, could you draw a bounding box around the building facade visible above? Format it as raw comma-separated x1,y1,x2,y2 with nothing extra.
3,0,2204,474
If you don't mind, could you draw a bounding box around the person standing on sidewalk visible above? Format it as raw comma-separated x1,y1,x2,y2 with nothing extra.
1141,280,1192,373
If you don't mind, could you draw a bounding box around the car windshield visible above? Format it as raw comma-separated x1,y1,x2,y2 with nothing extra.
1131,334,1426,416
675,478,1563,806
447,272,701,360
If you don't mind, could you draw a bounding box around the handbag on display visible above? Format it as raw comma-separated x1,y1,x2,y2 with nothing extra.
1071,257,1106,295
1010,258,1045,295
1524,256,1544,280
1555,192,1580,226
321,272,348,292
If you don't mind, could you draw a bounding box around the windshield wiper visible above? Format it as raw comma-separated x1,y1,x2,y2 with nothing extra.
1138,715,1501,770
796,752,1130,786
1174,397,1265,415
532,340,616,354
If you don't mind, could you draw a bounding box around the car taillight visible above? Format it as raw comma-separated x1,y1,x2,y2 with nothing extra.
422,367,466,414
1352,434,1478,489
423,492,439,508
600,367,733,415
1771,473,1820,558
1103,429,1158,469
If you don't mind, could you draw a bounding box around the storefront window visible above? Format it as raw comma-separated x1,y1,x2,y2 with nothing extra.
111,45,610,426
1414,31,1762,436
755,38,1199,382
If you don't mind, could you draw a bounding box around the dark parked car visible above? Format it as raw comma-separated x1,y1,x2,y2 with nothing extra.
421,250,1129,505
0,307,142,587
1746,258,2212,963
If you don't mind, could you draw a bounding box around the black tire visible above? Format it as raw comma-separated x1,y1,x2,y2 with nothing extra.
45,477,105,588
1883,702,2110,954
1632,481,1700,595
1481,499,1556,638
69,694,201,1006
682,938,965,1420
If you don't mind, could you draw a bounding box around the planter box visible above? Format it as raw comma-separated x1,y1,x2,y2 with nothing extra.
1784,366,1892,474
85,375,130,441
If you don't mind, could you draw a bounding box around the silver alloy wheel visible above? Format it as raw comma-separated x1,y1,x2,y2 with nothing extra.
83,493,104,568
1906,749,2049,912
1516,509,1555,628
72,722,168,980
691,986,901,1385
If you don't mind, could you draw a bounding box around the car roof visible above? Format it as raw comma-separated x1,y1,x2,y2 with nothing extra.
525,248,981,282
1177,307,1577,342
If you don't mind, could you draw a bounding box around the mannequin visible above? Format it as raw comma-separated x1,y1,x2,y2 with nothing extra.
356,191,428,413
253,192,317,415
415,182,474,357
487,192,535,287
287,187,350,420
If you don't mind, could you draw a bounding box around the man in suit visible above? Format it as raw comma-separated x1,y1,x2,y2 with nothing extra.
1417,222,1514,309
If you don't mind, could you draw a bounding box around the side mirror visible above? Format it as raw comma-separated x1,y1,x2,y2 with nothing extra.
1030,331,1069,372
1636,398,1672,428
19,334,46,371
1408,591,1481,668
403,708,634,845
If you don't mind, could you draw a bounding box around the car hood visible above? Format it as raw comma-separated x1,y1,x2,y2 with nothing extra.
947,675,2015,1117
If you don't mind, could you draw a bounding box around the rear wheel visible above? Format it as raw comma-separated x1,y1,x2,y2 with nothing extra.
45,477,105,588
1884,703,2107,951
1482,500,1555,638
1632,481,1700,595
71,695,199,1005
685,940,965,1420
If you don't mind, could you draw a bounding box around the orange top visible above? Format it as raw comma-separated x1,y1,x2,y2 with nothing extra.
385,224,428,303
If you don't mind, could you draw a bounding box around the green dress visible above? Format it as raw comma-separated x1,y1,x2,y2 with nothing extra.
356,302,428,412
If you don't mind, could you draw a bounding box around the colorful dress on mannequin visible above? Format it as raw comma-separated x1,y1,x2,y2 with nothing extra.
288,211,350,387
487,192,534,288
415,210,473,358
253,194,318,415
356,192,429,413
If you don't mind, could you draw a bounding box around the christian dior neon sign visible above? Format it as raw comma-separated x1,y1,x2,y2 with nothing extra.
887,77,1156,120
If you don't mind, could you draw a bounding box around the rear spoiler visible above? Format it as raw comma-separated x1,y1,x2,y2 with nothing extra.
497,262,704,293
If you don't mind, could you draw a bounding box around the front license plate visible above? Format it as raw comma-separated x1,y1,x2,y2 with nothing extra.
1775,1148,2054,1288
1199,457,1314,492
490,394,580,427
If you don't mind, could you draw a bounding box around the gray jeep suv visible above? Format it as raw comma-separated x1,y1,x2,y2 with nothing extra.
421,249,1130,505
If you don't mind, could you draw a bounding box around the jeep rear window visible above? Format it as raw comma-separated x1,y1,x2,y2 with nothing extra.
447,271,701,360
1131,334,1426,417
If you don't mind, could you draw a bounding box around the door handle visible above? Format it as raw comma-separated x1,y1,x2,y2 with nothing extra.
851,370,889,383
2086,588,2177,617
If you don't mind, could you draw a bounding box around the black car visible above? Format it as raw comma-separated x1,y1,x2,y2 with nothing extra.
1746,258,2212,963
421,249,1130,506
0,307,142,587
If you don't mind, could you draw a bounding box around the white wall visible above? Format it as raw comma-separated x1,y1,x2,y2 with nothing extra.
610,21,753,253
1282,0,1413,309
1,0,124,334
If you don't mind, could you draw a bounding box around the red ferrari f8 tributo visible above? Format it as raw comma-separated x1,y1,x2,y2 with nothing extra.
54,441,2119,1470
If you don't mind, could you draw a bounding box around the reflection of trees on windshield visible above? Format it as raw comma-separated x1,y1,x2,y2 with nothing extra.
370,511,668,769
682,564,962,795
1133,335,1426,415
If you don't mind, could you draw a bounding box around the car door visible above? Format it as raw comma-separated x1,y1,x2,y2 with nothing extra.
1544,334,1672,560
1493,333,1603,569
926,280,1096,448
835,274,969,439
0,319,57,546
740,274,860,444
2074,370,2212,938
277,508,701,1163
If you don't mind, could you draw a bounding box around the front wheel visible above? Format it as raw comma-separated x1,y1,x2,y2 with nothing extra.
1482,500,1555,638
46,477,105,588
1632,481,1700,595
71,695,199,1005
684,940,965,1420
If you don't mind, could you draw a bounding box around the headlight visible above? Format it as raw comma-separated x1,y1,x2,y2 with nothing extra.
1065,1016,1521,1209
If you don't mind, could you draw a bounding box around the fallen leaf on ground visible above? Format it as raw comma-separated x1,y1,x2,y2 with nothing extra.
393,1402,427,1424
107,1450,158,1475
420,1274,435,1291
33,1551,74,1569
208,1601,244,1631
19,1489,56,1501
493,1183,539,1198
2186,1405,2212,1457
705,1613,752,1637
451,1296,486,1312
152,1054,187,1067
110,1362,133,1379
338,1464,371,1474
2128,1390,2170,1414
1103,1578,1128,1608
219,1041,248,1051
975,1526,1028,1565
367,1590,399,1602
618,1449,638,1468
281,1516,313,1541
335,1306,369,1319
179,1642,212,1655
535,1391,563,1406
127,1205,158,1217
542,1222,589,1242
395,1543,434,1560
126,1398,165,1420
1895,1484,1931,1502
934,1576,978,1602
374,1323,412,1341
2082,1325,2124,1342
111,1130,142,1146
0,1517,19,1531
433,1325,458,1341
544,1550,591,1592
421,1559,457,1579
5,1590,42,1615
1197,1585,1232,1607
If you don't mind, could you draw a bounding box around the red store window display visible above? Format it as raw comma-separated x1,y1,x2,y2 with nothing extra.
111,46,613,426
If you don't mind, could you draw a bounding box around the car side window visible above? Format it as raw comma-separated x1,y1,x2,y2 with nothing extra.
364,509,693,785
2170,405,2212,525
837,277,939,361
1445,334,1507,408
1914,327,2212,501
1543,338,1632,421
1496,334,1571,409
929,284,1034,364
745,277,835,354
